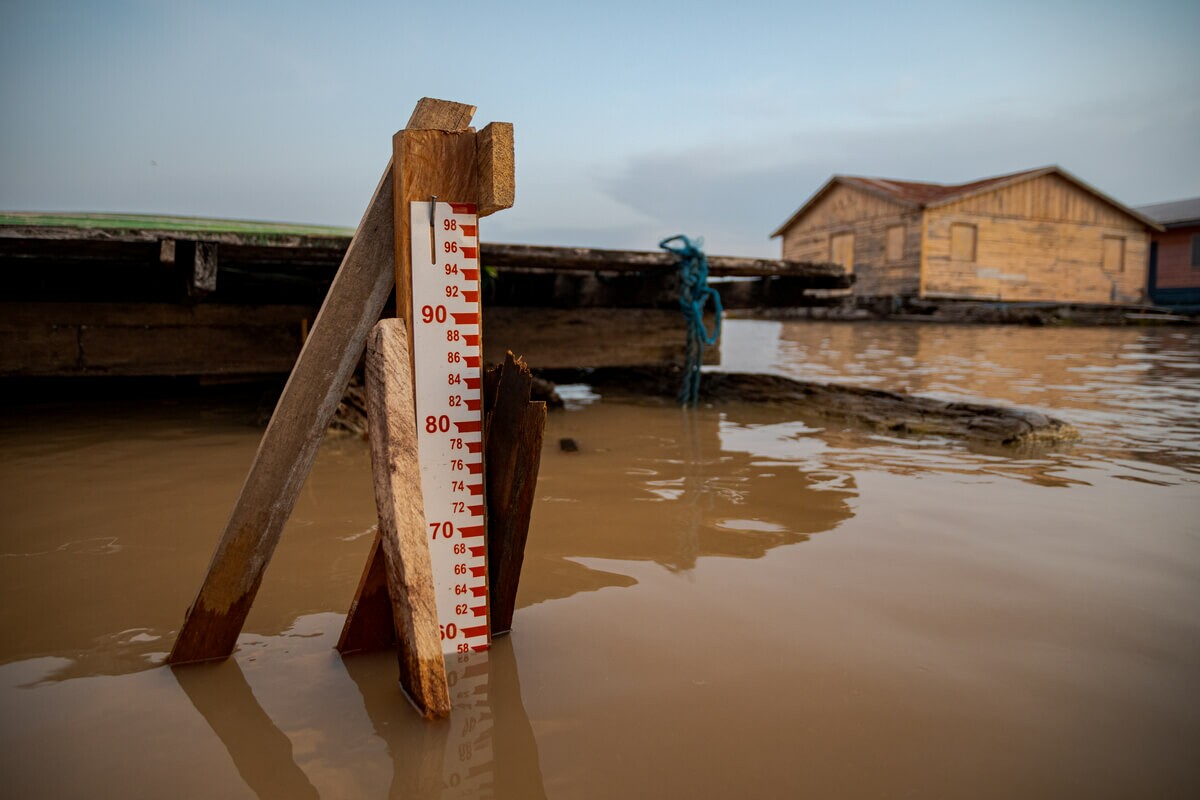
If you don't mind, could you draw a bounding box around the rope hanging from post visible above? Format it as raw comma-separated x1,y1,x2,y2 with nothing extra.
660,234,722,407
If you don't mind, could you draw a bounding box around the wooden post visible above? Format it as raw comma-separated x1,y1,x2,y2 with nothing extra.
485,353,546,634
340,118,540,658
168,98,477,665
361,319,450,718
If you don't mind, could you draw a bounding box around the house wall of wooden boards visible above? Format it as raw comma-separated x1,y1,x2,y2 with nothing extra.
777,170,1153,305
778,184,923,297
923,173,1149,303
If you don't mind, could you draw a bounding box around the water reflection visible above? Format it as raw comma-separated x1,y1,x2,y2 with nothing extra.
722,320,1200,477
167,616,546,800
173,659,321,800
341,638,546,799
522,402,858,606
2,323,1198,799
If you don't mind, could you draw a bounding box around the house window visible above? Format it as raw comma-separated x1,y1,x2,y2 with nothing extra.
886,225,905,263
1102,236,1125,273
830,232,855,273
1191,234,1200,268
950,223,977,262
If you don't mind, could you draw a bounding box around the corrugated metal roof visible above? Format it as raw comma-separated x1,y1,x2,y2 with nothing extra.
1135,197,1200,227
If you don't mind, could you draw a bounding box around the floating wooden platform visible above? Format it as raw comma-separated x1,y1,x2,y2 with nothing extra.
0,213,853,375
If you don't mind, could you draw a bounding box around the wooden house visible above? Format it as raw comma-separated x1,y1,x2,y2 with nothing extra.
1137,197,1200,308
772,166,1162,304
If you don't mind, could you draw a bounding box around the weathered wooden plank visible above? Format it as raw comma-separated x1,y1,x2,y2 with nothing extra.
336,529,395,654
483,268,681,308
0,301,316,328
482,307,718,368
2,224,849,286
476,122,515,218
407,97,476,131
392,128,480,355
192,241,219,294
0,315,79,374
362,319,450,718
485,353,546,635
166,159,397,664
482,269,843,310
0,301,313,376
480,242,850,282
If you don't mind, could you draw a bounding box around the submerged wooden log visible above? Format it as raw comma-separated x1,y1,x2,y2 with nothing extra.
540,367,1080,446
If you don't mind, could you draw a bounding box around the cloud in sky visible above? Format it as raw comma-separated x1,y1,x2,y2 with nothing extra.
1,0,1197,258
495,82,1200,257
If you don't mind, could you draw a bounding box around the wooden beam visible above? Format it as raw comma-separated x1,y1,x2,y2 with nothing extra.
166,157,398,664
475,122,515,217
407,97,476,131
191,241,219,295
482,307,719,368
362,319,450,718
485,353,546,634
478,242,853,282
0,301,313,376
392,127,480,353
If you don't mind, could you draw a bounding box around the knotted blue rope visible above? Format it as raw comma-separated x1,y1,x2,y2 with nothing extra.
660,234,722,406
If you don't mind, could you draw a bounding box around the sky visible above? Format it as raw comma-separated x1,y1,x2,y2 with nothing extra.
2,0,1197,257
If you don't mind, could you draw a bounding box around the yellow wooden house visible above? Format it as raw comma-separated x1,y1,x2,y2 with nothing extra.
772,166,1162,304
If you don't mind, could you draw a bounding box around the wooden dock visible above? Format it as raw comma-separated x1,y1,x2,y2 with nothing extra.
0,213,852,375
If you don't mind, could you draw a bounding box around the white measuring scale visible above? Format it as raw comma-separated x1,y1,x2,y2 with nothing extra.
409,200,489,656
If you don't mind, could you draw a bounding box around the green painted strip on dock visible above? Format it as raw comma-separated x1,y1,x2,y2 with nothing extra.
0,211,354,239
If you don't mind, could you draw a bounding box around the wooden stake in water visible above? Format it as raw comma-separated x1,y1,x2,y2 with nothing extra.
167,98,478,666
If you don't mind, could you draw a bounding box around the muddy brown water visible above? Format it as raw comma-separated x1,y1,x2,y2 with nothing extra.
1,321,1197,799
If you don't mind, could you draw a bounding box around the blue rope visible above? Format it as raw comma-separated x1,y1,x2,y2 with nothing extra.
660,234,722,406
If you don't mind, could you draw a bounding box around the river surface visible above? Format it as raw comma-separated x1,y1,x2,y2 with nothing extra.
1,321,1197,799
